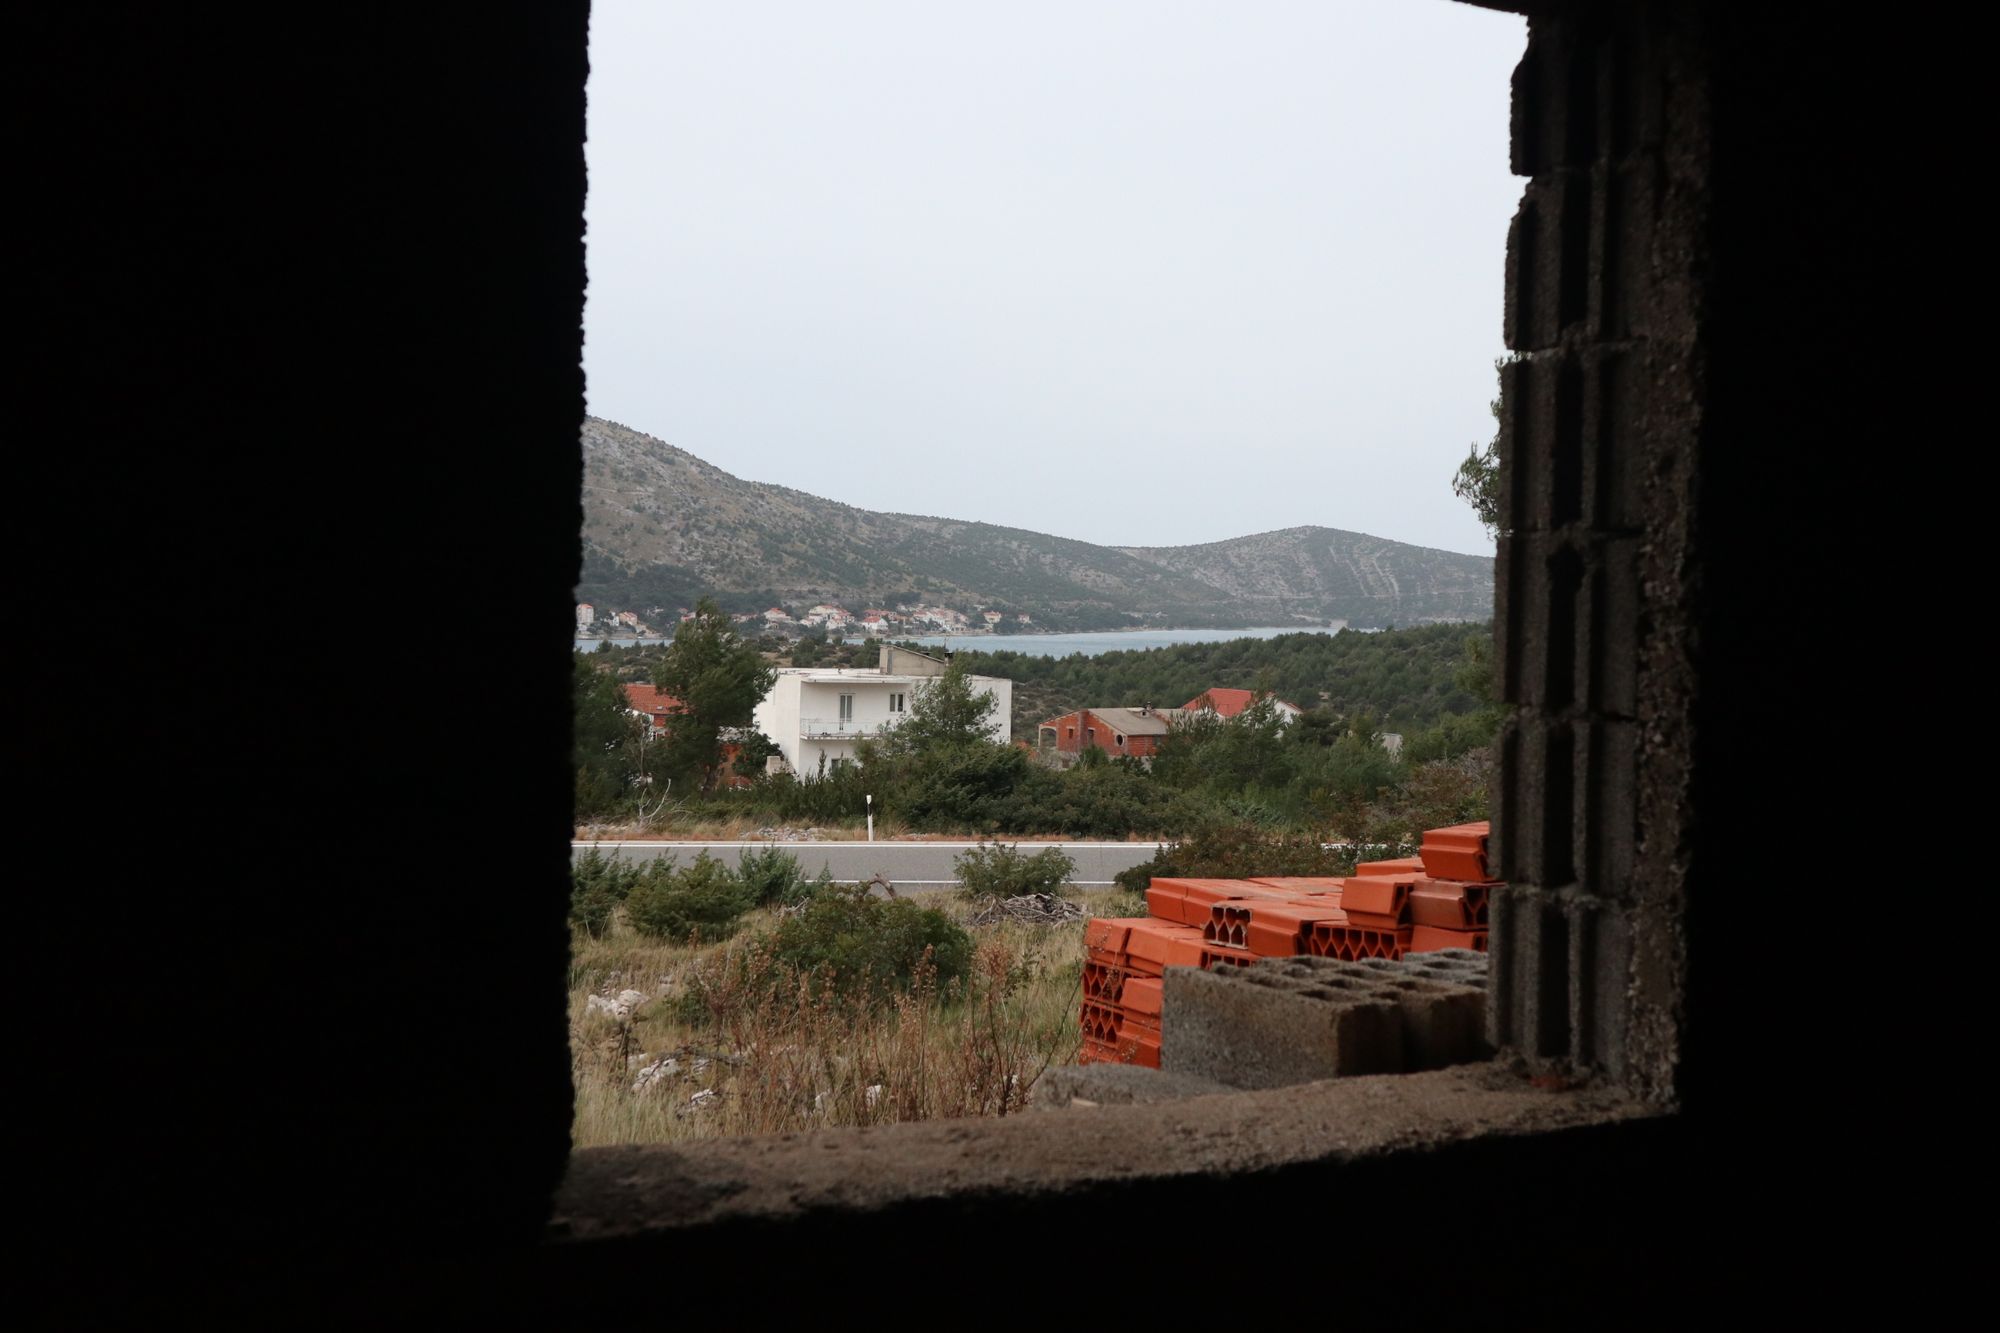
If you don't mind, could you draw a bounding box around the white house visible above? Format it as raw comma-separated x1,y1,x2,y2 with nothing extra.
751,646,1012,777
574,602,595,632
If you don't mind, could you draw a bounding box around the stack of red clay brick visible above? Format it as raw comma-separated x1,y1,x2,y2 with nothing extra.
1079,821,1497,1068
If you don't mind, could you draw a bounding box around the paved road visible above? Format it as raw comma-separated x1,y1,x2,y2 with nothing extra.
569,840,1166,890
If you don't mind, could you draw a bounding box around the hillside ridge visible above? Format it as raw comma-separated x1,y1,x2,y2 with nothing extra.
579,417,1494,630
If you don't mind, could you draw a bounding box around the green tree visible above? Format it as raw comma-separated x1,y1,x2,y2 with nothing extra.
654,597,775,794
879,663,999,755
1453,358,1508,539
624,852,754,942
573,658,643,820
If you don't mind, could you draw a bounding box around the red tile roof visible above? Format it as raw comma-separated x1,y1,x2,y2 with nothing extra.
1184,687,1254,717
622,683,685,716
1184,687,1299,717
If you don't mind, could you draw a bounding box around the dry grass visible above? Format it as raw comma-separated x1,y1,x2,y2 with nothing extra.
569,890,1122,1146
573,813,874,842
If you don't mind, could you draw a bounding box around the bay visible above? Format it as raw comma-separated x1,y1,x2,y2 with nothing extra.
576,624,1366,657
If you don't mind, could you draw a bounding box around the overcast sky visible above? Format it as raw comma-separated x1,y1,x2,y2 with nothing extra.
583,1,1524,556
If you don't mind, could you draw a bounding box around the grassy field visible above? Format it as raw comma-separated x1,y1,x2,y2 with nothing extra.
569,887,1142,1146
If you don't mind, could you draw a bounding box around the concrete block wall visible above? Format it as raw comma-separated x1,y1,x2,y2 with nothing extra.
1490,10,1706,1101
1163,954,1492,1089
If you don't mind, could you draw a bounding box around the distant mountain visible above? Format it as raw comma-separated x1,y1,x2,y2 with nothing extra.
579,417,1494,630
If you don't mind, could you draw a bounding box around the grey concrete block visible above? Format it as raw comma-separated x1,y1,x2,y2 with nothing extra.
1345,957,1493,1072
1403,950,1491,988
1162,956,1492,1090
1030,1064,1234,1111
1161,962,1403,1090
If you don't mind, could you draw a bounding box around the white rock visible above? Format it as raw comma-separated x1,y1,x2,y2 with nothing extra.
631,1057,681,1093
864,1084,884,1109
586,988,651,1023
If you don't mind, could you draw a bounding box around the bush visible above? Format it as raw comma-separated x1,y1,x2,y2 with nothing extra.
762,886,973,1002
992,763,1180,839
569,847,644,938
624,851,756,942
892,743,1031,830
736,844,805,907
780,865,837,908
954,840,1076,901
1112,821,1346,894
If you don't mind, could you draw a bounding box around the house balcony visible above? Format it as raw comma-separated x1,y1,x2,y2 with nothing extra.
798,717,895,741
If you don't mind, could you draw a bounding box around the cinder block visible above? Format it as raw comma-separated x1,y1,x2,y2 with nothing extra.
1203,899,1342,957
1410,880,1492,929
1420,822,1492,883
1305,921,1410,961
1117,1027,1161,1069
1161,963,1403,1089
1032,1063,1233,1110
1402,949,1491,988
1085,917,1209,975
1082,961,1126,1003
1350,858,1424,878
1144,882,1196,925
1409,925,1490,954
1245,876,1350,895
1341,957,1493,1072
1145,877,1291,925
1342,875,1415,920
1119,975,1163,1020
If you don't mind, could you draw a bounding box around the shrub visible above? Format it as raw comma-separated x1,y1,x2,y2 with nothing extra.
568,847,644,938
736,844,805,907
762,885,973,1002
890,742,1031,830
624,852,755,942
1113,821,1346,894
992,763,1180,839
954,840,1076,901
1093,888,1148,919
779,865,837,908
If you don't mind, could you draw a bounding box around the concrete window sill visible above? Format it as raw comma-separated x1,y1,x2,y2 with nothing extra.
550,1062,1663,1243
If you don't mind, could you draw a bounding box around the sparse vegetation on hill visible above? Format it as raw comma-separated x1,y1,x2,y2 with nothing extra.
580,417,1494,629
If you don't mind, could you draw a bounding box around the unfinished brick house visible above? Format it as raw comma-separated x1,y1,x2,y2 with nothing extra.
19,0,1889,1320
1037,704,1179,759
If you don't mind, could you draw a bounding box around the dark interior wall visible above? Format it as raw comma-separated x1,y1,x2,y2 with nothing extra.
1693,9,1882,1113
16,5,587,1306
1489,3,1892,1113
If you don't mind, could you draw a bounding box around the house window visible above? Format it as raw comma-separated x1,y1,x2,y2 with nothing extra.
838,693,854,724
1115,734,1125,748
1084,727,1095,744
889,692,906,714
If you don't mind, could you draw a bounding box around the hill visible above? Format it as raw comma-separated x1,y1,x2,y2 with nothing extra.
580,417,1493,629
